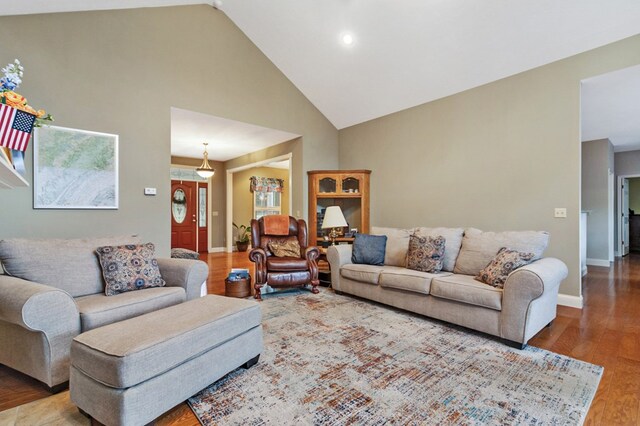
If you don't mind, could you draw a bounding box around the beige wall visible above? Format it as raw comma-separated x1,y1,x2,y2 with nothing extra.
0,6,338,256
232,167,289,238
581,139,613,262
339,35,640,298
171,156,226,249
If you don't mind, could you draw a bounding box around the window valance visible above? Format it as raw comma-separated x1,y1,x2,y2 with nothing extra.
250,176,284,193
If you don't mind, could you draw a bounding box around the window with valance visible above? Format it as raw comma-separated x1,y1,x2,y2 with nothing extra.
249,176,284,193
250,176,284,219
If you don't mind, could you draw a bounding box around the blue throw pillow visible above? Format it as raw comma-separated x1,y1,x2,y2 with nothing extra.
351,233,387,265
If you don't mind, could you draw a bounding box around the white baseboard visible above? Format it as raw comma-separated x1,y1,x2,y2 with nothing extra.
208,246,226,253
557,294,583,309
581,266,588,277
586,258,610,267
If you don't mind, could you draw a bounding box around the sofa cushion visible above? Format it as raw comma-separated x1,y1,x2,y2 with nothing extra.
71,295,261,388
0,236,141,297
351,234,387,266
406,235,446,273
431,274,503,310
475,247,535,288
96,243,166,296
379,266,452,295
371,226,413,267
75,287,186,331
453,228,549,276
341,264,384,285
414,227,464,272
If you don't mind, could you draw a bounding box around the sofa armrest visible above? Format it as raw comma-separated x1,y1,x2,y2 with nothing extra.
326,245,353,291
500,257,568,343
0,275,79,334
156,258,209,301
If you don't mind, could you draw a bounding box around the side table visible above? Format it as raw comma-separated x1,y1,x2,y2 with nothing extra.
225,276,252,298
318,248,331,287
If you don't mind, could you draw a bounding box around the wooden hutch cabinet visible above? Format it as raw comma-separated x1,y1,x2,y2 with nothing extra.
307,170,371,247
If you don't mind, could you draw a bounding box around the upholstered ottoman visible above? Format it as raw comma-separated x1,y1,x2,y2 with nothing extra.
69,295,262,426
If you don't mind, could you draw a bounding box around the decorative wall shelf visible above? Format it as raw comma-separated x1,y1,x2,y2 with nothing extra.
0,157,28,189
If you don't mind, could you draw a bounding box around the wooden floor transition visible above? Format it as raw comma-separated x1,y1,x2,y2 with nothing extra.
1,251,639,425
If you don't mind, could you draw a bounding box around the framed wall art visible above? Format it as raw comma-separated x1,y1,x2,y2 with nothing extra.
33,125,119,209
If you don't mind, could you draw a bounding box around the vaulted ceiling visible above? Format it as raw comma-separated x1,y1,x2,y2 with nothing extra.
5,1,640,130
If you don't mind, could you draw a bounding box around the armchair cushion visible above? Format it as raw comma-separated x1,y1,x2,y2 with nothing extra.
267,257,309,271
268,239,301,258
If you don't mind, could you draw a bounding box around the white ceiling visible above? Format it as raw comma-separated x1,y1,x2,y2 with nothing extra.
222,0,640,129
4,1,640,131
581,65,640,152
170,107,299,161
0,0,202,16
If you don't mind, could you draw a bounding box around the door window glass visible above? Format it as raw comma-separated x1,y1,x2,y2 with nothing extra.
172,188,187,224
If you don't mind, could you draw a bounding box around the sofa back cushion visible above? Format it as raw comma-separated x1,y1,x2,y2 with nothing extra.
0,236,141,297
453,228,549,276
413,227,464,272
371,226,414,267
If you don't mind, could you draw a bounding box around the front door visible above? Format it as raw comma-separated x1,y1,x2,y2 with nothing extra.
171,180,197,251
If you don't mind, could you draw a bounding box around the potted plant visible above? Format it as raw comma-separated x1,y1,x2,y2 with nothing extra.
233,222,251,252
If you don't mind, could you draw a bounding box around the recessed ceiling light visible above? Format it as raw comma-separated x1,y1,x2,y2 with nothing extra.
341,33,354,46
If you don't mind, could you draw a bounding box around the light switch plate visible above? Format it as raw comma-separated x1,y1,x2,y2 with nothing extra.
554,208,567,218
144,187,157,196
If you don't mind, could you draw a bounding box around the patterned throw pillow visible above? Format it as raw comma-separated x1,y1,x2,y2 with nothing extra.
475,247,535,288
406,235,446,273
96,243,166,296
170,248,200,259
268,239,301,257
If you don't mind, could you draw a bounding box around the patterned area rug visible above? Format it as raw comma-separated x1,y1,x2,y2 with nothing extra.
188,290,602,425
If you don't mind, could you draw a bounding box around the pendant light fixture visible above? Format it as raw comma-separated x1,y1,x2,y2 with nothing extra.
196,142,215,178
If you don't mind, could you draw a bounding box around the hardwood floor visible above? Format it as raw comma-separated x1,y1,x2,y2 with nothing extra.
1,252,639,425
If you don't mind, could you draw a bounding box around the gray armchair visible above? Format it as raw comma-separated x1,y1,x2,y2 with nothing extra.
0,237,208,390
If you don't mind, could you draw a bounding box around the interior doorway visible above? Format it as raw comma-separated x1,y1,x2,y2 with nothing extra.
618,174,640,256
226,153,293,252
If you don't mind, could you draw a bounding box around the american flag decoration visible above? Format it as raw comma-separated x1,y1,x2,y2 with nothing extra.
0,104,36,152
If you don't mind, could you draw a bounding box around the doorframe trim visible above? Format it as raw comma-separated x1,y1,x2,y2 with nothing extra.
225,153,293,253
617,174,640,257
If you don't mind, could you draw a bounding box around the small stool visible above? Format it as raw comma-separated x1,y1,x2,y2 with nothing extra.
70,296,262,426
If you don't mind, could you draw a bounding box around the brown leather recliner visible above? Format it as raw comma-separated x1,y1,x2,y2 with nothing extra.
249,215,320,300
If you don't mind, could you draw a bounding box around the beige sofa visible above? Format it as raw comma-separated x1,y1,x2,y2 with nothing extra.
0,236,209,390
327,226,568,348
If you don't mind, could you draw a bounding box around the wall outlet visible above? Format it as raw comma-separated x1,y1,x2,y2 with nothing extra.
554,208,567,218
144,187,157,196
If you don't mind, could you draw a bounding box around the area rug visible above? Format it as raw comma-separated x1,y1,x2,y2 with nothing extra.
188,290,603,425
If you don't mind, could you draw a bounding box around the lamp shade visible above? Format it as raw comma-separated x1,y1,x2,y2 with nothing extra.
321,206,348,229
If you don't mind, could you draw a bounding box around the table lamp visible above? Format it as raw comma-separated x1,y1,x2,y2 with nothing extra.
321,206,348,245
